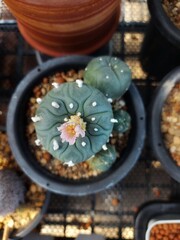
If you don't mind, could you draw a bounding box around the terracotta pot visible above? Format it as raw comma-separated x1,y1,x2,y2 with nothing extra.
4,0,120,56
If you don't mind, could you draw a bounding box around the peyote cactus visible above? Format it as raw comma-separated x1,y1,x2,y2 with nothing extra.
34,81,114,165
33,56,132,171
83,56,132,99
0,169,25,216
113,109,131,133
87,144,117,172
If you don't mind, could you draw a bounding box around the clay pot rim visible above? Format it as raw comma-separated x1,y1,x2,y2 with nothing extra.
6,0,119,22
149,66,180,182
7,0,116,10
7,55,146,196
148,0,180,49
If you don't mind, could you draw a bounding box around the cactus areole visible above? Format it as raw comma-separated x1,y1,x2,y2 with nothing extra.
33,56,132,169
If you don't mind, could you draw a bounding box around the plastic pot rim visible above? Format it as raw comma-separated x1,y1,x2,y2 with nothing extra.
148,0,180,49
149,66,180,182
135,201,180,240
7,55,146,196
8,191,50,240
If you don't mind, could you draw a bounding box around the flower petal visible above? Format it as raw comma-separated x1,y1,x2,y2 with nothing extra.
75,125,85,138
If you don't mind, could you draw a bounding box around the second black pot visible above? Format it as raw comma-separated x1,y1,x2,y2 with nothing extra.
135,201,180,240
140,0,180,79
149,66,180,182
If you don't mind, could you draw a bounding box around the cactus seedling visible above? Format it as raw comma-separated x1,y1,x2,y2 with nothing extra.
87,144,117,172
33,56,132,172
83,56,132,99
113,109,131,133
0,169,25,216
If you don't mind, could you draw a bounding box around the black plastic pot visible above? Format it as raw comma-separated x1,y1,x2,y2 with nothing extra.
7,55,146,196
148,0,180,48
149,66,180,182
135,201,180,240
1,191,50,240
140,0,180,79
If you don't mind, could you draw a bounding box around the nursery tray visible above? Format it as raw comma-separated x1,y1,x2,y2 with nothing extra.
1,0,180,239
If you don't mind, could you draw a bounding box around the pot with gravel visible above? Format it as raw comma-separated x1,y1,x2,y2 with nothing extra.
135,201,180,240
140,0,180,79
7,55,145,196
149,66,180,182
0,131,50,240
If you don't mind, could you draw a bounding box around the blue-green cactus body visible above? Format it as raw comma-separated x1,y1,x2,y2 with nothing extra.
113,109,131,133
87,144,117,172
83,56,132,99
34,82,114,165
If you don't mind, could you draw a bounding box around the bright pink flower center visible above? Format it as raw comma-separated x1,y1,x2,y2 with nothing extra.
58,115,86,145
